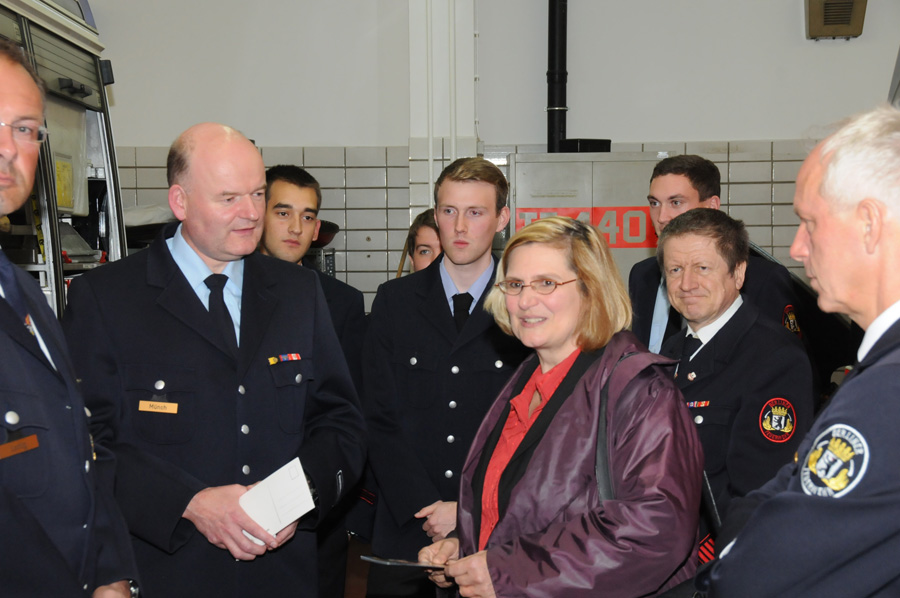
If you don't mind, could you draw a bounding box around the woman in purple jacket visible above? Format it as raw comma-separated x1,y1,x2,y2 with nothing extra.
419,217,703,598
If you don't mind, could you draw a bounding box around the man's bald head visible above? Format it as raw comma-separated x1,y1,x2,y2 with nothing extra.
166,123,251,189
166,123,266,273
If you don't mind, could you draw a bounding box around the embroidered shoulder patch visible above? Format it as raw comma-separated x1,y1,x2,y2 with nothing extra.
783,304,801,335
801,424,869,498
759,398,796,443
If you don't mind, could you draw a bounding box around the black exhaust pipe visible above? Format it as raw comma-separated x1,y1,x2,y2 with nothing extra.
547,0,610,153
547,0,568,153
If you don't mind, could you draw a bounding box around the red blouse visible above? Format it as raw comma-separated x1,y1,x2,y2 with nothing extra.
478,348,582,550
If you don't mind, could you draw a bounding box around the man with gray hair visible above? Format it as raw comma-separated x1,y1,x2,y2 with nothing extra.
706,104,900,596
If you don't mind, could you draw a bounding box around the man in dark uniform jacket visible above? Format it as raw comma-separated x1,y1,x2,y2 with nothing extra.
706,105,900,597
363,158,529,597
658,209,813,559
62,123,366,598
629,155,798,353
0,40,137,597
260,164,366,389
259,164,366,598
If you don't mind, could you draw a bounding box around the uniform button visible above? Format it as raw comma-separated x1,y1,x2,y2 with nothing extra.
409,357,418,366
83,523,88,529
444,470,453,479
494,360,503,368
242,465,250,475
84,584,89,590
5,411,19,425
451,366,460,374
154,380,165,390
84,406,91,417
84,460,90,473
238,385,246,395
241,424,250,435
448,401,457,409
295,374,303,383
694,415,704,425
447,435,455,443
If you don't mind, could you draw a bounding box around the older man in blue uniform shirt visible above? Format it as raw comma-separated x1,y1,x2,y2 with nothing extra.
62,123,365,597
706,104,900,597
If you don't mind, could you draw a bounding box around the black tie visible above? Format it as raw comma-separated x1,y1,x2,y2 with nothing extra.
453,292,473,332
664,304,683,344
0,250,29,323
205,274,238,357
681,334,702,361
678,334,703,379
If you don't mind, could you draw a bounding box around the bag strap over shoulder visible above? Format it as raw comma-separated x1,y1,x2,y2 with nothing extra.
595,351,639,502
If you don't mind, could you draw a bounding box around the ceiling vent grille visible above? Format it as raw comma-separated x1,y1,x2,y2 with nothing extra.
806,0,867,39
824,1,854,25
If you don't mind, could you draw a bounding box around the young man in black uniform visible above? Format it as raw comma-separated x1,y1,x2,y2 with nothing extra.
259,164,366,598
260,165,366,386
363,158,529,597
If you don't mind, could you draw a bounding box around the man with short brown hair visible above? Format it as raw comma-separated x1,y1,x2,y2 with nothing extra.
259,163,366,598
629,154,798,353
657,208,814,561
363,157,528,597
0,38,137,597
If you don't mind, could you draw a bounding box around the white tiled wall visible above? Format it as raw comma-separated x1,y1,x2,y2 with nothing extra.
118,144,412,311
117,137,814,311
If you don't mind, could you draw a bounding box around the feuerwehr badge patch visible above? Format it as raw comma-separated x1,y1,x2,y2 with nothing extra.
759,398,796,443
801,424,869,498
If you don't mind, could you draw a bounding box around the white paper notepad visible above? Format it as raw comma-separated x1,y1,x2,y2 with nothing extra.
239,457,315,543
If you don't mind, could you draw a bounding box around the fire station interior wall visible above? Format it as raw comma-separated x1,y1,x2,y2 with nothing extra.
88,0,900,310
89,0,900,147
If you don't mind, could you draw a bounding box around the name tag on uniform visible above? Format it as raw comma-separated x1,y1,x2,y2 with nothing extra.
0,434,39,460
139,400,178,414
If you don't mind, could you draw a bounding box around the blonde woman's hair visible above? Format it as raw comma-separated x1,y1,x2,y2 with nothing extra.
484,217,631,351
